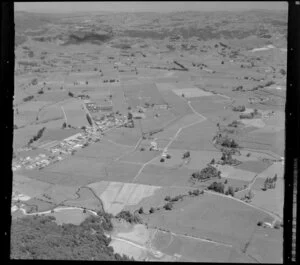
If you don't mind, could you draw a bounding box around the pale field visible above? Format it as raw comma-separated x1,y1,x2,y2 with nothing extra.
142,192,272,249
49,208,91,225
87,181,160,214
75,140,131,161
172,88,213,98
169,120,217,151
62,99,88,127
35,184,79,204
215,164,256,182
250,178,284,218
135,164,194,187
149,149,221,171
13,174,52,199
120,150,160,164
240,118,266,128
154,113,203,141
39,127,81,142
38,104,63,122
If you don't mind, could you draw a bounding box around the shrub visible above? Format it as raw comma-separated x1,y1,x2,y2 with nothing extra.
68,92,74,97
207,182,225,194
257,221,263,226
166,154,171,159
164,196,171,201
191,165,220,182
160,158,165,163
115,210,142,224
182,151,190,159
163,202,173,211
232,105,245,112
227,186,235,197
138,207,144,214
38,89,44,94
149,207,155,214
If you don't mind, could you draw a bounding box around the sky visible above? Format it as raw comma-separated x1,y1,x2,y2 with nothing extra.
15,1,288,13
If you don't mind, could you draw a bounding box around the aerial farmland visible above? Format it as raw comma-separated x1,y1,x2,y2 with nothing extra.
12,4,287,262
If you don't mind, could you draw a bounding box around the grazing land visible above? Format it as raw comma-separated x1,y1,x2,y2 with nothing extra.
12,7,286,262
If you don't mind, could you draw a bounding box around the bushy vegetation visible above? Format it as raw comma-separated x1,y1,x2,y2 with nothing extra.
86,114,93,126
23,95,34,102
188,189,204,196
232,105,245,112
182,151,190,159
262,174,277,190
28,127,46,145
115,210,142,224
225,186,235,196
10,214,132,261
207,182,225,194
68,91,74,97
216,134,239,148
191,165,221,182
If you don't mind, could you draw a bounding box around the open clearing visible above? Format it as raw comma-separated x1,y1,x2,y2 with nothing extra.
142,192,273,249
87,181,161,214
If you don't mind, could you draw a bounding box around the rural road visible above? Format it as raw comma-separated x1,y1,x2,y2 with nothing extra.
132,100,207,183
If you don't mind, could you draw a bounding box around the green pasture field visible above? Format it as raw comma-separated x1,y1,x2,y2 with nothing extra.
13,173,53,198
75,140,132,161
22,198,54,212
63,187,103,211
110,86,128,114
36,90,70,102
35,184,79,204
246,226,283,263
39,127,81,142
38,104,63,123
62,100,89,127
104,126,142,146
235,160,271,173
14,123,48,149
140,110,177,134
142,192,272,249
169,120,217,151
159,90,192,117
120,150,160,164
22,166,104,186
235,130,284,156
154,231,233,262
135,164,194,186
49,208,92,225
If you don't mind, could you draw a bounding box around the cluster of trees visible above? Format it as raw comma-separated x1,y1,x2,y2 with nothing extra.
165,194,185,203
232,105,246,112
115,210,142,224
28,127,46,145
225,186,235,196
207,182,225,194
31,78,38,86
228,120,241,128
23,95,34,102
86,114,93,126
239,109,259,119
219,150,241,166
188,189,204,196
191,165,221,182
182,151,190,159
216,134,239,148
10,213,132,261
263,174,277,190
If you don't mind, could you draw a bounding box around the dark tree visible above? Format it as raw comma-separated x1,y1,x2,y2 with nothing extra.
86,114,93,126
